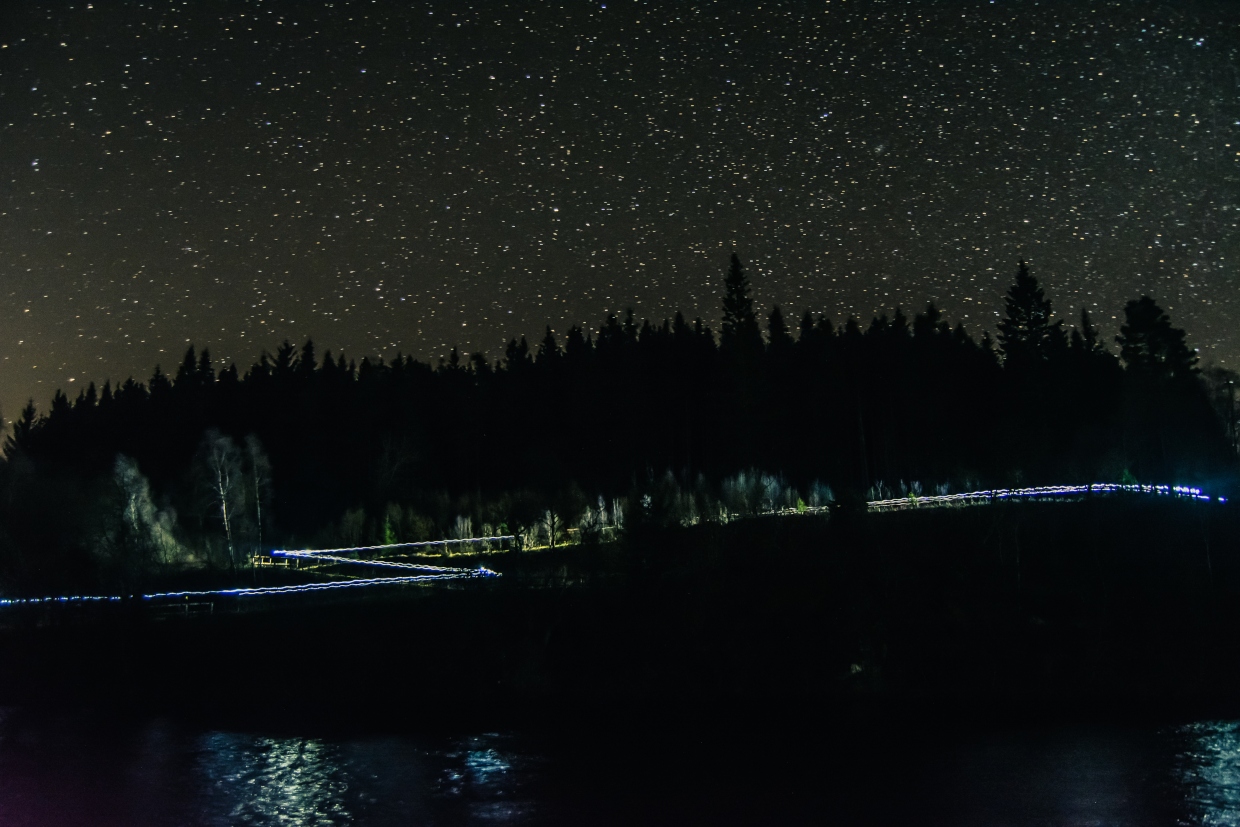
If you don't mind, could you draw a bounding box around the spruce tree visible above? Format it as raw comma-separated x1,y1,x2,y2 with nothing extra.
766,305,794,354
1076,307,1102,353
997,260,1065,370
504,336,532,372
537,326,560,366
198,348,216,384
298,340,317,379
798,310,815,343
1117,296,1197,383
175,346,199,389
3,400,38,459
149,365,172,400
720,253,762,356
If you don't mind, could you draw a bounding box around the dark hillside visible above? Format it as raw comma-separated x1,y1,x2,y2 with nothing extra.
2,497,1237,728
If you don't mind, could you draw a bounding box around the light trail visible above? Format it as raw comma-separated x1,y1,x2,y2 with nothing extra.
145,569,496,600
272,551,482,573
274,535,515,556
0,491,1224,607
0,595,123,607
0,538,508,607
864,483,1218,511
0,570,498,607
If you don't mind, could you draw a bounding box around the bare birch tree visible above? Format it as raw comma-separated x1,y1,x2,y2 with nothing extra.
244,434,273,554
198,429,245,571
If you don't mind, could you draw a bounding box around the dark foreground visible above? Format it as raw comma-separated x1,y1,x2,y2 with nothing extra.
2,496,1239,730
3,497,1240,823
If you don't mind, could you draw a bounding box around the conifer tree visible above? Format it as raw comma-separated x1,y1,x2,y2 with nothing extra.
198,348,216,384
298,340,317,379
997,260,1065,369
175,347,199,389
469,352,493,376
274,340,297,378
537,326,560,366
798,310,815,343
564,325,590,362
504,336,532,372
1072,307,1103,354
1117,296,1197,383
720,253,762,356
767,305,794,353
3,400,38,459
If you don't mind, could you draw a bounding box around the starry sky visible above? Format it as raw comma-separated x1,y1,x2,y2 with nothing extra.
2,0,1238,419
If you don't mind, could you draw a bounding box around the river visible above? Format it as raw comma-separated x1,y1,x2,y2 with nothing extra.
1,706,1239,825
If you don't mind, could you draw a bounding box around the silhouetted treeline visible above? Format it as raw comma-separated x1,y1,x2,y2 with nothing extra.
0,257,1234,593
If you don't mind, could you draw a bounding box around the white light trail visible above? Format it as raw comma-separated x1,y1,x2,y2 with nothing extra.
865,483,1213,511
273,535,515,556
272,551,481,573
145,569,496,600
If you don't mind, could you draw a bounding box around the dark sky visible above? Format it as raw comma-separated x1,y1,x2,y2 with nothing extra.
2,0,1238,419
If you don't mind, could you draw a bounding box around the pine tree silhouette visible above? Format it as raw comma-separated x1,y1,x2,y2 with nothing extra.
997,260,1066,370
767,305,794,354
1118,296,1198,382
720,253,763,357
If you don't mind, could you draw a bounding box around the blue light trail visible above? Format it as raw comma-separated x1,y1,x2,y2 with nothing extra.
0,535,510,607
0,489,1225,608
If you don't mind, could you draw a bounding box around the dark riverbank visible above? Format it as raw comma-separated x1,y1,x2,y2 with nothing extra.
1,496,1238,733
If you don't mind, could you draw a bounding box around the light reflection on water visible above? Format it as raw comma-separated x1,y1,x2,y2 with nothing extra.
8,706,1240,825
0,711,537,826
195,734,358,825
191,731,539,826
436,734,541,823
1174,720,1240,826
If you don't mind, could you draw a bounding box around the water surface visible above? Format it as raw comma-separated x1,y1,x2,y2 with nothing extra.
2,707,1240,825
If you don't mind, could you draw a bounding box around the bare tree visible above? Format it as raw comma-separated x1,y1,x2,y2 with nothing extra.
451,515,474,541
198,429,246,571
99,454,187,590
244,434,273,554
542,509,568,548
116,456,158,561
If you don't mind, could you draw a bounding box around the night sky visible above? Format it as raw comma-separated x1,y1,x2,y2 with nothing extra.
2,0,1238,420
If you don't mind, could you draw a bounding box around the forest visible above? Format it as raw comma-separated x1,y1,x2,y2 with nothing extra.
0,257,1235,597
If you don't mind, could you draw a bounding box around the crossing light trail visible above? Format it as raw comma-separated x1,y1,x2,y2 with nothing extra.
272,551,487,573
0,535,511,607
